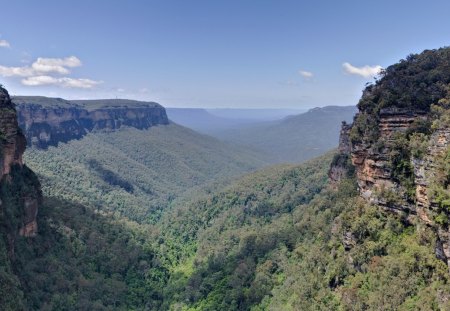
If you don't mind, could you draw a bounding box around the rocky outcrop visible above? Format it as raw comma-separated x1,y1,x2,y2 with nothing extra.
14,97,170,148
328,122,353,187
0,87,42,244
349,108,428,211
0,92,26,177
334,103,449,266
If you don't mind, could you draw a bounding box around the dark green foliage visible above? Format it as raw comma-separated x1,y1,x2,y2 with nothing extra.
331,153,355,178
24,124,267,223
352,47,450,145
358,48,450,113
7,197,167,310
3,149,450,310
140,152,449,310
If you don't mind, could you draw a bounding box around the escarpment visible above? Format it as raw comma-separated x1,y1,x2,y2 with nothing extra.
330,47,450,267
0,87,42,250
14,97,170,148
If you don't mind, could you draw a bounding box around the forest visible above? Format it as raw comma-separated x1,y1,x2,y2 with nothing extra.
0,44,450,310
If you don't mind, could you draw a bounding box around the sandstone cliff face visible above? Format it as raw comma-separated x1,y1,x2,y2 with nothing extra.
0,87,41,243
0,91,26,177
350,108,428,209
333,106,450,265
14,97,170,148
328,122,352,187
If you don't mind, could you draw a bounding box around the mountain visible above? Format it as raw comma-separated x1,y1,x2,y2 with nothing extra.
145,47,450,310
1,47,449,310
166,108,255,134
13,96,169,149
206,108,307,121
217,105,357,163
331,47,450,266
24,123,268,223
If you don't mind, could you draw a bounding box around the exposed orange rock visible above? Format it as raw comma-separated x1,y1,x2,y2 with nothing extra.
0,87,42,240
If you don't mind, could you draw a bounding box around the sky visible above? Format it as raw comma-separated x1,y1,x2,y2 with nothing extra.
0,0,449,108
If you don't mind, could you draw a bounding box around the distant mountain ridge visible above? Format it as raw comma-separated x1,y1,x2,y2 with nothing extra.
216,105,357,163
167,108,259,134
13,96,169,148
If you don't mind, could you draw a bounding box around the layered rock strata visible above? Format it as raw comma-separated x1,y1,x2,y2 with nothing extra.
14,97,170,148
0,87,42,242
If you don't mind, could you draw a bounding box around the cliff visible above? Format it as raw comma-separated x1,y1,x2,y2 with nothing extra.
330,47,450,267
13,97,170,148
0,86,42,252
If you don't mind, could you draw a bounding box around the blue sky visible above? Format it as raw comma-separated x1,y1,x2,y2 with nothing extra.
0,0,449,108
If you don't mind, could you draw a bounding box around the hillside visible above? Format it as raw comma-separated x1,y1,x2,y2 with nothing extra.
14,96,169,149
1,47,450,310
147,152,449,310
24,123,268,222
217,105,357,163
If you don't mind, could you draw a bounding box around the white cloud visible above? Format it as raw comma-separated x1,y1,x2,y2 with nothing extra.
0,65,35,77
31,56,82,74
21,76,58,86
0,55,102,89
21,76,102,89
0,56,82,77
342,62,382,78
0,40,10,48
299,70,313,78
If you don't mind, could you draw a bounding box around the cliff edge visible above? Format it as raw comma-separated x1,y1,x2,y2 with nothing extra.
0,86,41,251
14,96,170,148
330,47,450,267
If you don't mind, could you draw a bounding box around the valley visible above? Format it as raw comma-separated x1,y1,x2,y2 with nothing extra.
0,12,449,309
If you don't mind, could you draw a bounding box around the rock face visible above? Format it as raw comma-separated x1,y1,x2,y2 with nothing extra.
0,87,42,245
350,108,428,210
333,101,450,267
328,122,353,187
14,97,170,148
330,48,450,268
0,91,26,177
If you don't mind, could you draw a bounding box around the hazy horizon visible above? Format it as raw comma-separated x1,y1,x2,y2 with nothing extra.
1,1,450,109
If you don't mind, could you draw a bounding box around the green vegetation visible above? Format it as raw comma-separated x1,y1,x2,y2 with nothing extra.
1,197,166,310
140,153,449,310
358,47,450,113
2,47,450,310
72,99,162,110
430,146,450,212
24,124,267,223
2,147,449,310
12,96,162,110
217,106,356,164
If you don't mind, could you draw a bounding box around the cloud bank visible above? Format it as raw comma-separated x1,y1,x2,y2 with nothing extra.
0,56,102,88
342,62,382,78
21,76,102,89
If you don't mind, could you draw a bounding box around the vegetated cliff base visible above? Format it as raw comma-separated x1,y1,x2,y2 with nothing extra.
0,87,41,246
13,96,169,148
330,47,450,267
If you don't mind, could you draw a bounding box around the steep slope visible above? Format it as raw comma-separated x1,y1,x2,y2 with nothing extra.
148,151,450,310
144,48,450,310
0,86,177,310
14,96,169,148
24,123,268,222
0,86,42,309
330,47,450,266
166,108,307,135
217,105,357,163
